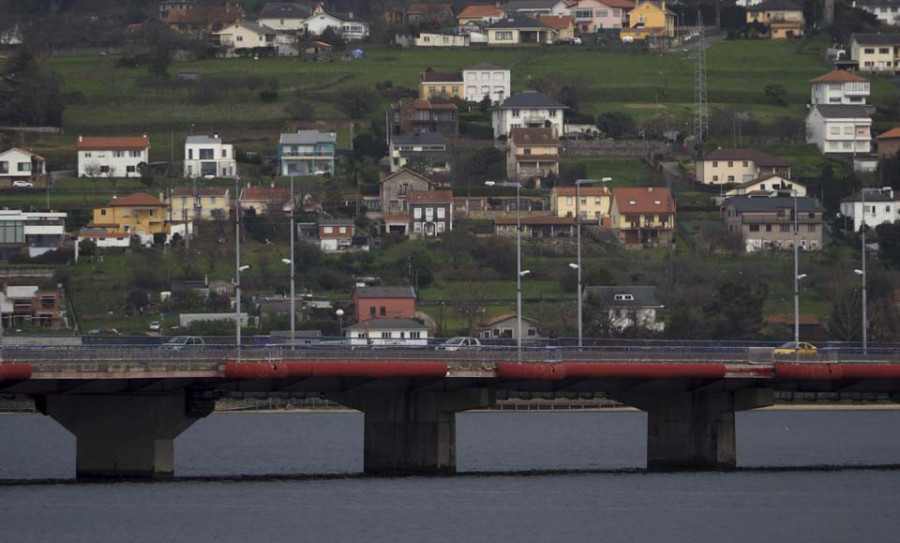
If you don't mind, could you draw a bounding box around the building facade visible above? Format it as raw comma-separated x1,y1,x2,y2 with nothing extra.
350,286,417,323
583,286,665,332
462,62,511,103
570,0,632,32
609,187,675,248
805,104,873,155
851,33,900,73
839,188,899,231
419,71,464,100
344,318,428,346
184,135,236,178
277,130,336,176
407,190,453,238
91,193,168,238
507,127,560,182
391,98,459,135
168,187,230,221
0,210,67,261
492,91,567,139
809,70,870,105
380,169,439,216
746,0,805,39
0,148,46,184
550,185,612,224
696,148,793,185
620,0,675,41
723,196,825,252
77,135,150,178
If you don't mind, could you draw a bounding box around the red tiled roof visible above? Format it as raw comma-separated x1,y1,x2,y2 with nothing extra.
384,213,411,222
77,136,149,151
458,5,504,18
877,127,900,140
702,148,791,167
84,223,121,229
613,187,675,214
538,15,573,28
810,70,867,84
495,216,576,225
241,186,289,201
406,190,454,204
107,193,166,207
553,186,610,197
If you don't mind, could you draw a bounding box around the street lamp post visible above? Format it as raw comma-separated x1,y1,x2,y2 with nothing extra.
854,187,887,355
486,180,524,359
336,308,345,341
790,190,805,364
289,176,295,346
574,177,612,348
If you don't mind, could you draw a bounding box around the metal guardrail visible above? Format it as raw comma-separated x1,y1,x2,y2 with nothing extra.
1,344,899,368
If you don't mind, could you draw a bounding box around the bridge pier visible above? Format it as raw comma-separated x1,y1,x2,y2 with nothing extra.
334,389,495,475
613,388,773,471
38,391,214,479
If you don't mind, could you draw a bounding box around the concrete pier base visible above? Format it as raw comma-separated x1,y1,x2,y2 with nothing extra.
335,389,495,475
614,389,773,471
40,392,213,478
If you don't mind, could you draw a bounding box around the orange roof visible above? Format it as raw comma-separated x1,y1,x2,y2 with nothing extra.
538,15,573,28
877,127,900,140
107,193,166,207
553,186,611,197
458,5,504,18
384,213,411,222
406,190,454,204
809,70,869,84
613,187,675,214
77,136,149,151
241,186,289,201
84,223,121,229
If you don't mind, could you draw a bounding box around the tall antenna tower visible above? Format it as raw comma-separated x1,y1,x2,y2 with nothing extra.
693,9,708,146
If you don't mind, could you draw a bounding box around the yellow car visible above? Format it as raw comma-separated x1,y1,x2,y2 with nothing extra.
774,342,818,356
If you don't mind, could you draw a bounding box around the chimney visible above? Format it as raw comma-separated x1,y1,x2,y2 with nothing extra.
271,182,275,188
214,133,219,140
78,135,83,142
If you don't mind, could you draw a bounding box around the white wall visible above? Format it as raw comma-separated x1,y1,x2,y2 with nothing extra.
840,199,899,231
492,107,565,139
463,69,510,102
78,149,148,178
184,141,236,178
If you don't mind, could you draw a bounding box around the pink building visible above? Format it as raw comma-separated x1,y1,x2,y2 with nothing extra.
570,0,633,32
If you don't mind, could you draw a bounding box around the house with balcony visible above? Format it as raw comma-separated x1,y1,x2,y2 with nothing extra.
240,185,291,215
695,148,793,185
0,210,67,261
491,91,567,139
0,148,46,185
851,33,900,73
419,71,464,100
583,286,665,333
212,21,294,56
278,130,336,176
90,193,169,243
746,0,805,39
184,135,236,178
809,70,870,106
302,5,370,41
839,188,900,231
168,187,230,221
457,4,506,25
609,187,675,248
407,190,453,238
388,133,450,174
507,127,560,182
77,135,149,178
463,62,511,103
0,284,65,329
570,0,633,32
620,0,675,41
550,185,612,224
380,169,439,217
805,104,873,155
391,99,459,136
486,15,559,45
723,196,825,252
159,1,196,21
257,2,313,31
851,0,900,26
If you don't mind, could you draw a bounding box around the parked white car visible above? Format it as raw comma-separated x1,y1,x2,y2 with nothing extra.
437,336,482,351
12,180,34,188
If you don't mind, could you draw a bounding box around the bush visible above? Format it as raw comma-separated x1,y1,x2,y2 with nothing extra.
284,98,315,121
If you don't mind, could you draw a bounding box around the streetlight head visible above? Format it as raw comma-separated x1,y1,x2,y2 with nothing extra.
520,270,531,276
796,273,807,280
282,259,292,265
601,177,612,183
239,265,251,272
484,181,496,187
854,269,864,276
335,309,344,317
568,263,579,269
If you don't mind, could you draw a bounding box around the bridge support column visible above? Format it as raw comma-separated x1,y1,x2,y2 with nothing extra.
39,391,214,479
613,389,773,471
334,389,495,475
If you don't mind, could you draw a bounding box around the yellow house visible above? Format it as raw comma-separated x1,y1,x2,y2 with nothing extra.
746,0,804,40
550,185,612,225
169,187,231,221
620,0,675,41
91,192,168,237
419,71,464,100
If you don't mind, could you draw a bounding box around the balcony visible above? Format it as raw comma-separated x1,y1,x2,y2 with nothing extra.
281,151,334,158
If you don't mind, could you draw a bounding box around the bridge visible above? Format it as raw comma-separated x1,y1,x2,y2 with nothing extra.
1,344,899,479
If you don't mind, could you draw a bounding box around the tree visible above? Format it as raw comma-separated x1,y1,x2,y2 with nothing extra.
318,26,346,51
596,112,637,138
0,49,65,126
125,289,150,316
704,279,768,339
352,132,387,161
284,98,315,121
450,281,491,334
764,83,787,106
876,222,900,268
78,238,96,258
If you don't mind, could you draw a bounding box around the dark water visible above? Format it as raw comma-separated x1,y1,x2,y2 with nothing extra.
2,410,900,542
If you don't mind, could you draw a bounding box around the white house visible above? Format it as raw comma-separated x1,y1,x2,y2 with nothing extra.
344,318,429,346
258,2,313,31
809,70,870,105
725,175,807,197
303,8,369,41
0,210,67,259
839,188,900,231
213,21,296,56
184,135,236,178
0,148,46,182
415,32,470,46
77,135,149,178
851,0,900,26
491,91,567,139
805,105,873,155
463,62,511,103
583,286,665,333
76,229,132,251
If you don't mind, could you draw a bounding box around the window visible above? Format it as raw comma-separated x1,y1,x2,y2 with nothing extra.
574,9,592,18
566,196,573,205
17,162,30,172
357,333,365,339
713,175,719,182
324,226,333,234
766,224,772,232
100,209,107,216
414,207,422,219
512,109,520,117
597,9,608,17
113,151,124,158
780,224,790,232
496,31,513,40
808,224,816,232
149,209,154,217
749,224,760,232
410,331,421,339
844,126,853,135
727,175,735,182
339,226,346,234
222,149,227,158
830,126,841,135
549,110,556,117
742,161,748,167
728,161,733,167
880,47,890,53
865,48,875,54
437,207,445,219
712,161,718,167
380,306,386,316
381,332,391,339
131,150,141,157
370,306,376,316
126,165,136,173
237,36,243,42
614,294,634,301
84,152,91,158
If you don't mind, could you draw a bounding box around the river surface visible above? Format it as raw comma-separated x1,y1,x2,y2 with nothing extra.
2,409,899,542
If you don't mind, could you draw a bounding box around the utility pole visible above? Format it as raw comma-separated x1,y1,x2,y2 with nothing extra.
693,10,708,148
